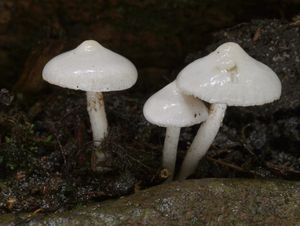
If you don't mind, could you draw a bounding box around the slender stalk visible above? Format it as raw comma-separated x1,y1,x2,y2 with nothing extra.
177,103,227,180
86,91,108,147
162,126,181,181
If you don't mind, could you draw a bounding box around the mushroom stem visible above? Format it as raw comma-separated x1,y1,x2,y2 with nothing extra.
177,103,227,180
162,126,181,181
86,91,108,147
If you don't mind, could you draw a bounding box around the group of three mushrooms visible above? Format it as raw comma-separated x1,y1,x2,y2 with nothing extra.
43,40,281,180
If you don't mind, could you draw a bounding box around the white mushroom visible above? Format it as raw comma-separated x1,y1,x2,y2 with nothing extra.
143,81,208,181
176,42,281,180
42,40,138,168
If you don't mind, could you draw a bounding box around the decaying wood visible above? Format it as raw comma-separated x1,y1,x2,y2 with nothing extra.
14,40,65,93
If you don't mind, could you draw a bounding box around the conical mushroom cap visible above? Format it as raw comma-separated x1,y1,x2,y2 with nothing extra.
177,42,281,106
42,40,138,92
143,81,208,127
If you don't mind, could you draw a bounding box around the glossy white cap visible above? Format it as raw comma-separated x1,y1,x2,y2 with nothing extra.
143,81,208,127
42,40,138,92
177,42,281,106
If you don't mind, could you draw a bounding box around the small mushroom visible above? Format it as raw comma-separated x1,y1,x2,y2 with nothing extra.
176,42,281,180
143,81,208,181
43,40,138,168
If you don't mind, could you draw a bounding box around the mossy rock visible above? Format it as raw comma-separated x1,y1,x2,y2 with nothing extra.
1,179,299,225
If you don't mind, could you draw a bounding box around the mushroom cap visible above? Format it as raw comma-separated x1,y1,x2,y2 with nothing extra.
176,42,281,106
42,40,138,92
143,81,208,127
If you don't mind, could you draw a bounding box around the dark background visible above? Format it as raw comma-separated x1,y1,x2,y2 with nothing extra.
0,0,300,93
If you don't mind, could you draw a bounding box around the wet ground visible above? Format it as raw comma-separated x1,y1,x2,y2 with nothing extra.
0,89,162,213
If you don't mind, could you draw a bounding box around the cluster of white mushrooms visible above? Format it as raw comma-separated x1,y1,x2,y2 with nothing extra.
43,40,281,181
144,42,281,181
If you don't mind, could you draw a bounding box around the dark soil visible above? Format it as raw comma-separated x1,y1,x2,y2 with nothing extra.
0,89,164,213
0,1,299,216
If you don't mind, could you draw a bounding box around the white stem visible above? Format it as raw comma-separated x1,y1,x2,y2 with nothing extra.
86,91,108,147
162,126,181,181
177,103,227,180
